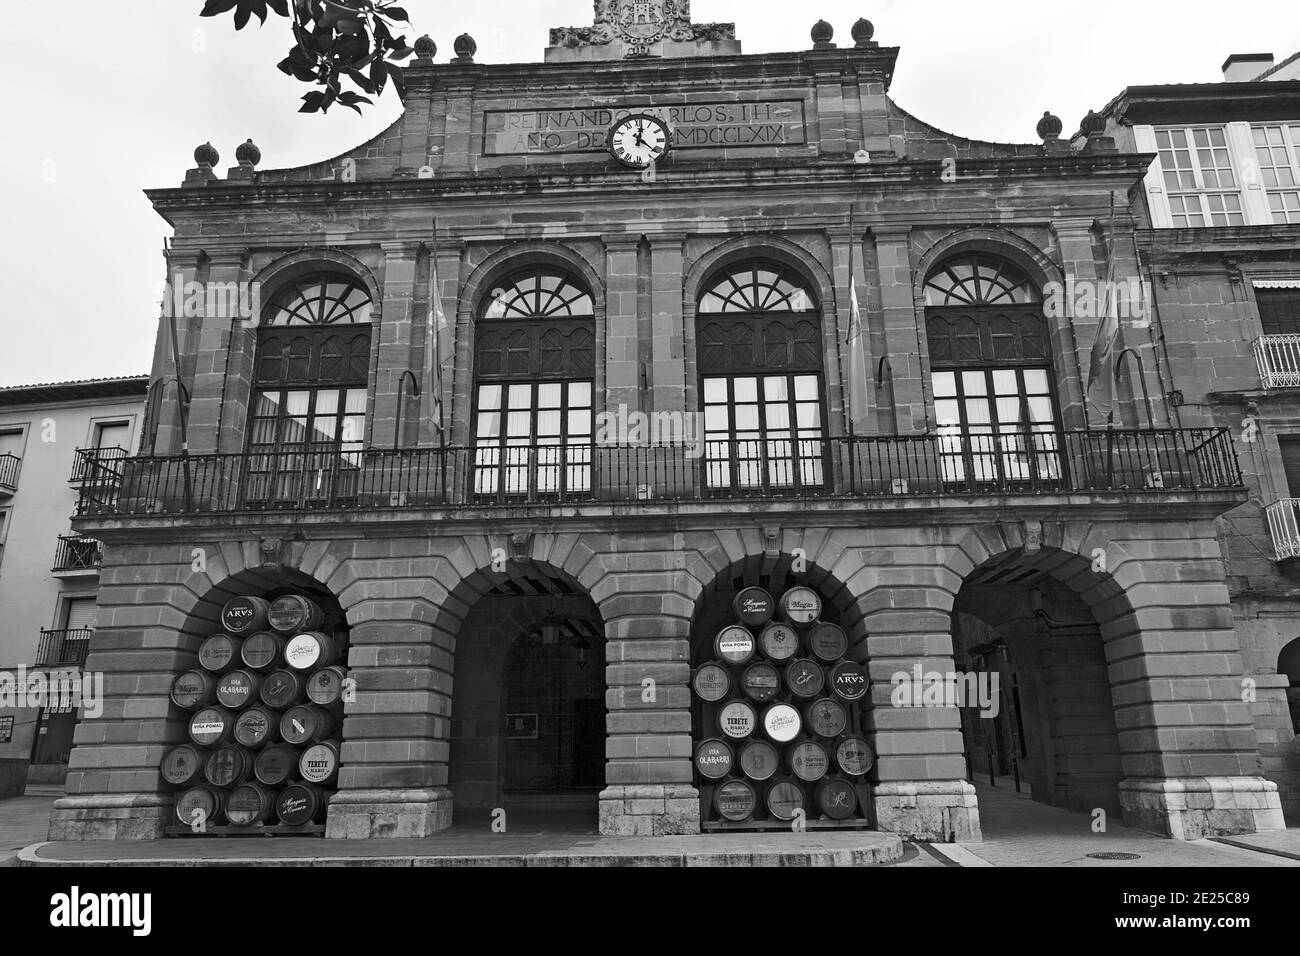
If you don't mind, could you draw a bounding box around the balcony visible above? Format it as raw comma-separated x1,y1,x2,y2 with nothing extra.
1254,335,1300,389
0,452,19,496
52,535,102,575
1266,499,1300,560
74,428,1243,518
70,446,129,483
35,628,93,668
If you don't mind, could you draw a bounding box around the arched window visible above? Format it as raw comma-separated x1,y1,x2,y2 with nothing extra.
924,254,1060,489
473,268,596,500
245,273,373,507
696,259,825,494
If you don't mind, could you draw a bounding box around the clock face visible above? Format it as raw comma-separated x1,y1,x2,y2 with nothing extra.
608,114,670,168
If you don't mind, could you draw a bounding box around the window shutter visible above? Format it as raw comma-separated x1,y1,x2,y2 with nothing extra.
0,431,22,459
64,598,97,631
1278,436,1300,498
1133,126,1173,228
95,422,131,451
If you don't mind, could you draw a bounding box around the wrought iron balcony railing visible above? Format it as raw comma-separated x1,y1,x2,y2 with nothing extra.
35,628,93,668
52,535,102,573
70,446,129,483
74,429,1243,518
1266,499,1300,561
1254,334,1300,389
0,452,19,494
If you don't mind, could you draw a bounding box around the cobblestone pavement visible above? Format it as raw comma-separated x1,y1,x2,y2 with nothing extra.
954,784,1300,867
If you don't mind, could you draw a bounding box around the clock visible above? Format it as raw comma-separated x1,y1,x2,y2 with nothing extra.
608,113,671,168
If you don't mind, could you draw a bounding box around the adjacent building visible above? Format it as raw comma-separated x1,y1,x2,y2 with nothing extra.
0,377,147,790
48,5,1291,842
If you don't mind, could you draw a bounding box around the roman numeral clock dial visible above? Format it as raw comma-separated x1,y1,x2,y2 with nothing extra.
608,113,671,168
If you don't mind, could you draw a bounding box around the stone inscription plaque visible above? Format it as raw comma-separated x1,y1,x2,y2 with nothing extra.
483,100,807,155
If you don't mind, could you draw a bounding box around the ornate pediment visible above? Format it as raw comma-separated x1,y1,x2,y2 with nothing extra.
547,0,738,61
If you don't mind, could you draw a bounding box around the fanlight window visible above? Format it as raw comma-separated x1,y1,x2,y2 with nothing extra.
473,268,596,501
482,272,593,319
265,275,373,326
924,255,1040,308
695,259,826,495
698,262,817,314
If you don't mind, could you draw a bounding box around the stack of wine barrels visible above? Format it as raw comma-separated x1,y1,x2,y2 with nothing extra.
692,585,875,829
163,592,349,834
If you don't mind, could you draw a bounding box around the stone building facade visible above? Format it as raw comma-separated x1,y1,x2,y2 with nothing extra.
1088,56,1300,822
50,8,1287,841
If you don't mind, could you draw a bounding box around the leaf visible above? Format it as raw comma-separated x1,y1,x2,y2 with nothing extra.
387,63,405,100
233,4,252,29
266,0,290,15
381,5,409,22
199,0,239,17
300,90,326,113
250,0,269,25
372,18,392,42
388,45,414,61
343,68,377,94
339,91,373,105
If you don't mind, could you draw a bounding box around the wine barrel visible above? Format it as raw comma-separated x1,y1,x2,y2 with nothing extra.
758,622,799,662
215,669,264,710
784,659,825,699
160,744,205,788
778,586,822,627
306,666,349,706
804,697,849,739
761,703,802,743
692,663,731,703
284,631,340,672
834,734,875,777
188,705,237,747
299,740,341,786
198,633,243,674
738,740,779,781
276,782,327,825
233,705,280,749
170,670,217,710
814,777,859,820
280,704,335,745
806,622,848,663
788,739,831,783
766,779,805,821
713,625,755,666
220,595,270,637
225,781,276,827
740,662,781,704
267,594,325,635
240,632,285,672
717,700,757,741
203,745,253,789
713,779,757,822
175,786,224,828
693,739,734,781
828,661,869,702
254,743,300,787
260,668,306,709
732,587,775,628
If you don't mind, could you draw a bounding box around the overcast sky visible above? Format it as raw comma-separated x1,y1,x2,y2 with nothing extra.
0,1,1296,386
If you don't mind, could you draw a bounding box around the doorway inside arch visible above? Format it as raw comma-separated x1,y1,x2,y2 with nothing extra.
952,551,1125,831
449,572,605,833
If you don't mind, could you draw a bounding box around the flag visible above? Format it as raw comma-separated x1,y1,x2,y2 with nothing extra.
846,271,871,434
1086,196,1123,421
423,245,453,434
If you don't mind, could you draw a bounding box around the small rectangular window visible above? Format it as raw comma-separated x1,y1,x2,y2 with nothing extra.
1258,289,1300,336
1253,125,1300,224
1155,126,1247,227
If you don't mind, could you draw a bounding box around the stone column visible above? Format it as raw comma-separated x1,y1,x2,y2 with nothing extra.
596,567,699,836
870,226,929,434
369,242,420,450
649,233,686,414
863,595,981,842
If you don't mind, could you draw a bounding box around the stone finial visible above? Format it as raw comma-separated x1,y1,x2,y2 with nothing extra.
1036,111,1063,142
811,19,836,50
851,18,875,47
453,32,477,63
414,34,436,61
1081,109,1107,137
235,138,261,168
194,142,220,168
